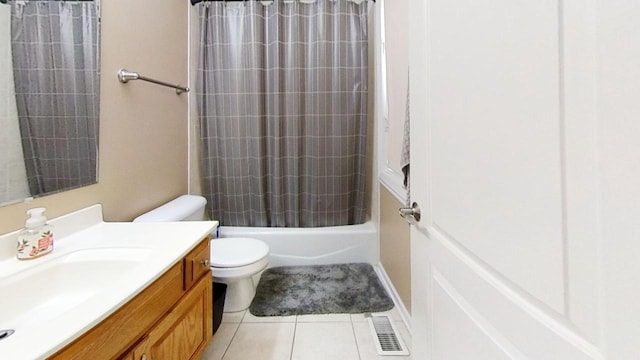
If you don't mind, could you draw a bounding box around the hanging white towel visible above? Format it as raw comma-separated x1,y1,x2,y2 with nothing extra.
400,72,411,205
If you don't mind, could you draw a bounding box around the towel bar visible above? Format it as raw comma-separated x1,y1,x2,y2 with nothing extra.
117,69,189,95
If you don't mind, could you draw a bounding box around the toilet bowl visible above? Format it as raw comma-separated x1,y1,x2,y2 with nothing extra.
133,195,270,313
210,237,270,312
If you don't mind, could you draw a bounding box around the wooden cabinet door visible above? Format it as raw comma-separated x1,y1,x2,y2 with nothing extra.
118,351,135,360
119,340,145,360
135,274,213,360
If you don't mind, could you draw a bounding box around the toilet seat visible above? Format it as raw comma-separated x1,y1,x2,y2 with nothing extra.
210,237,270,279
210,237,269,267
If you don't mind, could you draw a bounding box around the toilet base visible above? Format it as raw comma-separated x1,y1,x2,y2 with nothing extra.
213,270,265,313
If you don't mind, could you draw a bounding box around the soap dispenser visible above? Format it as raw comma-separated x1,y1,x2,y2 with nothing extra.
17,208,54,260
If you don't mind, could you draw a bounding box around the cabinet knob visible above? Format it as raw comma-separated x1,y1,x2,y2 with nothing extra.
200,259,210,267
140,354,147,360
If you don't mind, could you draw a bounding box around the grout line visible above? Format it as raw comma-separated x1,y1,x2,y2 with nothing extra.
350,318,364,360
219,321,242,360
289,317,299,360
218,310,247,360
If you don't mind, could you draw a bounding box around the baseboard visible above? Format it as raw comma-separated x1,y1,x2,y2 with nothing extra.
373,263,412,335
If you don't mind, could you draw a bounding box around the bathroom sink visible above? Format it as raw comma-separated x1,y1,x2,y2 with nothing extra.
0,247,151,329
0,204,216,359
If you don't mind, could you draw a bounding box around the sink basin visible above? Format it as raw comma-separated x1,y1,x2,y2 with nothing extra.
0,205,215,359
0,248,151,329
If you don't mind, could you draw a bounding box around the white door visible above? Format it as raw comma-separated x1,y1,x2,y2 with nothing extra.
407,1,640,359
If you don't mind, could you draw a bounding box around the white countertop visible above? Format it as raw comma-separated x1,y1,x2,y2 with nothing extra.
0,205,216,360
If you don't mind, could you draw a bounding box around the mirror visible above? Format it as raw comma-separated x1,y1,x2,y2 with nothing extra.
0,0,100,206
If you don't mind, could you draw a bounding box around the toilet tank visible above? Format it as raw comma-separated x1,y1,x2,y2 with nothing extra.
133,195,207,222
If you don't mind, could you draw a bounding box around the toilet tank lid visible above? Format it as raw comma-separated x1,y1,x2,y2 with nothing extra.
133,195,207,222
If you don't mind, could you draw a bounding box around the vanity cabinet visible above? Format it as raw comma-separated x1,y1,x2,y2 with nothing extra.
131,275,211,360
50,236,212,360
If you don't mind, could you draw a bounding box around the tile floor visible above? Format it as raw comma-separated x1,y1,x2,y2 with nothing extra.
199,308,412,360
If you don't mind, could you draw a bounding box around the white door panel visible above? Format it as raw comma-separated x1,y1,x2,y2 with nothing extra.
428,0,565,313
432,277,515,360
408,0,611,358
597,2,640,358
429,230,602,359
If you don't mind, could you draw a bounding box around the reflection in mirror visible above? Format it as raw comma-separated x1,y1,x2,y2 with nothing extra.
0,0,100,206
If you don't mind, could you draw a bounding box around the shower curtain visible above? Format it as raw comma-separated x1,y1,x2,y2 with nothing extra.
0,4,30,205
196,0,368,227
11,0,99,196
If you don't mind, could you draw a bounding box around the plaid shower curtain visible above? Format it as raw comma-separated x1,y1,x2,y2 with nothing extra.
196,0,369,227
11,0,99,196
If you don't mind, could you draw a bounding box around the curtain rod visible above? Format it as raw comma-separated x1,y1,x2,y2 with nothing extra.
191,0,374,5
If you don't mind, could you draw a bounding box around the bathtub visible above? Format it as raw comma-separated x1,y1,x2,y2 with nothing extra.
218,221,378,267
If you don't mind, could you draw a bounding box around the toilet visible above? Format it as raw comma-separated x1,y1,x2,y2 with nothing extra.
133,195,270,313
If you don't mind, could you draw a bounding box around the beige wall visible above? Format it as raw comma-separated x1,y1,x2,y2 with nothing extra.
0,0,189,234
375,1,411,311
379,185,411,312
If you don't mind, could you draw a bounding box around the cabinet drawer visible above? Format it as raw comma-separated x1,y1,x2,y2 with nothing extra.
184,236,211,290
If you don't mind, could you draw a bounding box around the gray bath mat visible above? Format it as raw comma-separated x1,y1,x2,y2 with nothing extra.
249,263,394,316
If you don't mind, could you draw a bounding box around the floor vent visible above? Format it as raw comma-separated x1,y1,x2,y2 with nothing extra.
367,314,410,356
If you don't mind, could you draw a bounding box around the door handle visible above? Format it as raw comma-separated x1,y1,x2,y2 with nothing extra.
399,202,421,225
